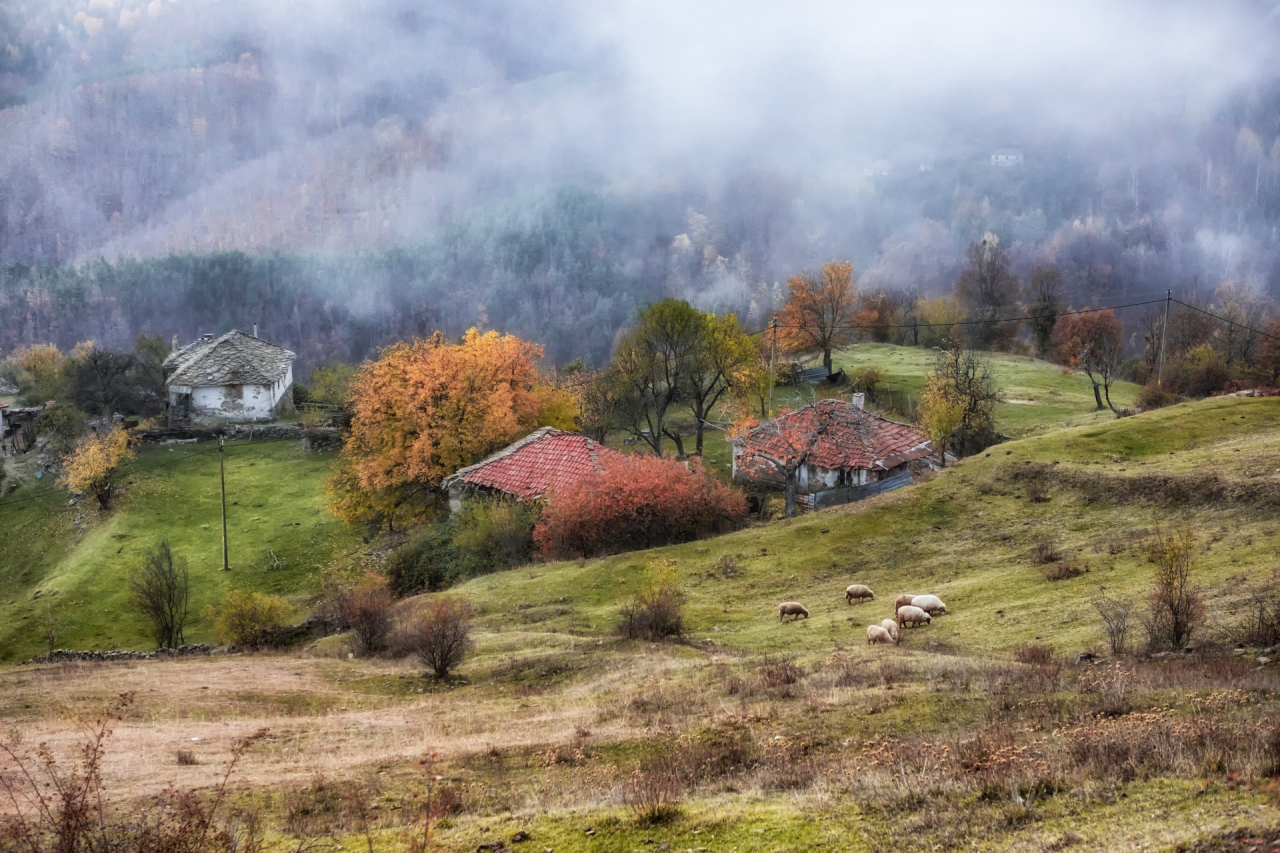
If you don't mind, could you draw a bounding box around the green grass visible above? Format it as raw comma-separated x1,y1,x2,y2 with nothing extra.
834,342,1143,437
461,395,1280,660
0,439,358,661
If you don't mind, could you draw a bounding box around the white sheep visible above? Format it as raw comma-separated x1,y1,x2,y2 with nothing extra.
893,593,918,612
896,605,931,628
866,624,896,645
880,618,900,643
912,594,947,615
778,602,810,622
845,584,875,604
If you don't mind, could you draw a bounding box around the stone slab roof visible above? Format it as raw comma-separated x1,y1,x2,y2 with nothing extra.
164,330,295,388
731,399,934,474
441,427,622,501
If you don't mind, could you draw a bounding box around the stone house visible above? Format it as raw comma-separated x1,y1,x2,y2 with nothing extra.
730,398,936,512
441,427,621,511
163,329,295,422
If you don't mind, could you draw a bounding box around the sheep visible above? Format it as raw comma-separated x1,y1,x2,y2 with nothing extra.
911,594,947,615
778,602,810,622
867,624,896,645
896,605,931,628
880,618,901,643
845,584,875,604
894,593,918,612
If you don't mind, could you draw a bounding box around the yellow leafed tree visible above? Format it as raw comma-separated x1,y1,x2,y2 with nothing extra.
329,328,578,531
915,374,963,467
62,424,134,508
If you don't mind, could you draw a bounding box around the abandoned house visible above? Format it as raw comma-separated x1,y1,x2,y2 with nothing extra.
163,329,295,422
441,427,622,511
730,398,936,512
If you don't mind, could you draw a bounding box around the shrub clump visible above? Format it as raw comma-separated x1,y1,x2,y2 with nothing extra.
204,590,293,648
618,562,686,642
335,574,394,656
398,596,474,678
535,455,746,559
384,498,537,597
1135,382,1177,411
1141,522,1203,652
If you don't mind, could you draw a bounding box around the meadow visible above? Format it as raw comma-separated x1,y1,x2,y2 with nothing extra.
1,393,1278,850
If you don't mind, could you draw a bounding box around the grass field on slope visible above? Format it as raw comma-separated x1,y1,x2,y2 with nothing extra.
462,395,1280,659
0,439,358,661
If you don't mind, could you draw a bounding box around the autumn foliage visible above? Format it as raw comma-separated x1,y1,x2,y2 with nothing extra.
534,455,747,559
61,424,134,509
329,328,577,530
777,260,860,373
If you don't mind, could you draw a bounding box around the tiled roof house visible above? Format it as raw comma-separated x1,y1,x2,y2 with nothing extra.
730,399,935,512
162,330,295,422
441,427,621,510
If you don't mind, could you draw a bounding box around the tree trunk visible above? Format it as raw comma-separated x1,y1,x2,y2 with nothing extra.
663,428,686,459
1092,381,1103,410
784,471,798,518
1103,381,1116,413
823,348,833,374
694,421,704,456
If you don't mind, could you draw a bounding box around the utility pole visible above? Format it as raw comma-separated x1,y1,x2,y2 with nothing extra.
1156,289,1171,389
219,435,229,571
768,315,779,415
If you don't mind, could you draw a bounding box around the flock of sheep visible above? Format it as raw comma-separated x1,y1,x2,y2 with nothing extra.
777,586,948,646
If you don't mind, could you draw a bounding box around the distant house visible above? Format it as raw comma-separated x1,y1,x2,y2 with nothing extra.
991,149,1024,167
441,427,622,511
730,398,935,512
163,329,295,422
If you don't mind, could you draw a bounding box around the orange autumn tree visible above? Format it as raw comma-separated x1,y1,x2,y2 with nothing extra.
777,260,860,374
328,329,577,531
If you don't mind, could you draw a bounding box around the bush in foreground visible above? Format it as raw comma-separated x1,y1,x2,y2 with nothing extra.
535,455,746,559
204,590,293,648
398,597,473,678
618,562,686,642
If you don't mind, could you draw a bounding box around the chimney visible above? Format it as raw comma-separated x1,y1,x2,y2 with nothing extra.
852,392,866,411
252,322,258,338
171,334,179,352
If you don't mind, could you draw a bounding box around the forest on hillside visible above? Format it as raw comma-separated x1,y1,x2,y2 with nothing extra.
2,1,1280,369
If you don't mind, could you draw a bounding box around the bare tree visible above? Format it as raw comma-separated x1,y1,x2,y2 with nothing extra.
955,235,1020,351
1091,593,1133,655
402,597,473,678
128,538,189,649
1141,523,1203,652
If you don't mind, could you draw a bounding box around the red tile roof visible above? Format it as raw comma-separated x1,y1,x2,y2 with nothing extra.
441,427,622,501
732,400,933,473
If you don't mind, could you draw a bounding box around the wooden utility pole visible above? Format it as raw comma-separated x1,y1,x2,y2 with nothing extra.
768,315,779,415
1156,289,1171,389
219,435,229,571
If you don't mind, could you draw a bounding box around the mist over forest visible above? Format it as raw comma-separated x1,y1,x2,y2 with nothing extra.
3,0,1280,370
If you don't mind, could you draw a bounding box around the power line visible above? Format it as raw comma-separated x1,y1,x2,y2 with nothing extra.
747,296,1170,337
1171,298,1280,343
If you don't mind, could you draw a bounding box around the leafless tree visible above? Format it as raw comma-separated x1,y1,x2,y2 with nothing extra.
1091,593,1133,655
402,597,473,678
128,538,189,649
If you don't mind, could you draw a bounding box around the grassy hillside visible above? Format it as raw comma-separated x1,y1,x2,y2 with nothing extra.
0,439,358,661
1,396,1279,852
835,342,1144,436
463,394,1280,656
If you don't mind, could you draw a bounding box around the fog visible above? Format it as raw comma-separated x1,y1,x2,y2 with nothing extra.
1,0,1278,366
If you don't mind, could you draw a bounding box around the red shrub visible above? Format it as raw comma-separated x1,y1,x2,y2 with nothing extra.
534,455,747,559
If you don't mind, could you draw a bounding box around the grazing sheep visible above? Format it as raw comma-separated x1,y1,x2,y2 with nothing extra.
845,584,875,604
894,594,918,612
867,625,896,645
880,618,901,643
912,594,947,615
896,605,931,628
778,602,810,622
